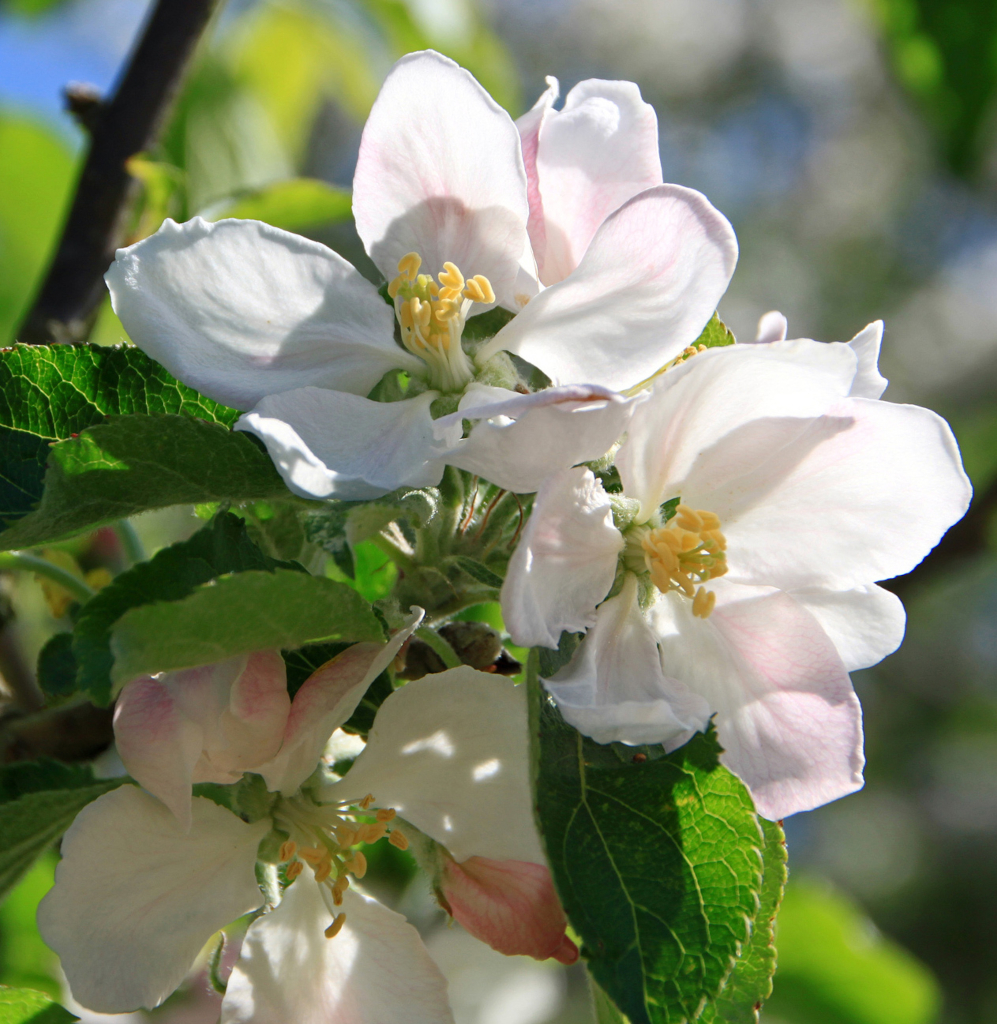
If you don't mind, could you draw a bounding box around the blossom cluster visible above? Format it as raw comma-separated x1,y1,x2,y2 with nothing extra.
38,51,970,1022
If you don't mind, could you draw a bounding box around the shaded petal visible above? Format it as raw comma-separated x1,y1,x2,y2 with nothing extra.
754,310,788,343
788,584,905,672
696,397,972,590
237,389,453,500
516,76,559,281
38,787,267,1013
222,876,453,1024
546,575,711,746
353,50,536,311
436,383,641,493
439,856,578,964
329,669,543,864
501,467,622,648
648,581,864,819
533,79,662,284
106,218,412,410
846,320,888,398
257,610,422,795
616,338,858,517
479,184,737,391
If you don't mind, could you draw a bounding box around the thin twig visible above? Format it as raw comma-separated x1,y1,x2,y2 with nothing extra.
459,477,480,534
19,0,220,344
472,489,506,542
507,493,525,550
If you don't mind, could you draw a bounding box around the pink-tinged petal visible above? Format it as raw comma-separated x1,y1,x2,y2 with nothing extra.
699,397,972,590
237,389,452,501
789,584,905,672
354,50,536,311
533,79,662,285
546,575,711,746
439,856,578,964
516,76,559,281
648,581,864,819
754,310,788,343
113,675,204,829
38,787,267,1013
616,338,858,518
479,185,737,391
257,611,423,795
328,669,544,864
106,218,413,411
222,875,453,1024
846,320,888,398
435,383,642,493
501,467,622,648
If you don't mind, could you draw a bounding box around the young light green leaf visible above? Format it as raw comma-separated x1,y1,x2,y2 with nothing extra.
0,344,237,527
110,568,384,684
702,818,787,1023
206,178,352,231
453,556,504,590
529,655,763,1024
72,512,300,705
0,760,126,903
694,313,736,349
0,988,78,1024
1,414,289,549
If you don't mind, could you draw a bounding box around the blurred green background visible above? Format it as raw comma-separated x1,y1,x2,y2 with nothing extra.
1,0,996,1021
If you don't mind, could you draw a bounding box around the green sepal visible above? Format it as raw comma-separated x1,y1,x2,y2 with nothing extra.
0,987,78,1023
453,555,504,590
192,773,275,824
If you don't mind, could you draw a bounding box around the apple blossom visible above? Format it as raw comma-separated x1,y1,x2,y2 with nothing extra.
105,50,736,500
501,337,971,820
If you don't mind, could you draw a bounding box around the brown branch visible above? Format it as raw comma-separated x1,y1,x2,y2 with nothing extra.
0,701,114,764
19,0,221,345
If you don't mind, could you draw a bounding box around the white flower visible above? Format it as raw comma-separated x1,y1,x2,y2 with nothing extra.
501,337,971,819
105,50,736,499
40,641,567,1020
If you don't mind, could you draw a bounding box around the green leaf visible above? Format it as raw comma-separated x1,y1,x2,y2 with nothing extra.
453,556,504,590
529,656,763,1024
208,178,352,231
0,854,59,997
0,343,239,528
72,513,299,705
0,760,126,902
537,631,583,678
462,306,516,341
35,634,77,699
694,313,736,349
766,878,941,1024
110,568,384,685
0,988,77,1024
702,818,787,1023
192,773,275,824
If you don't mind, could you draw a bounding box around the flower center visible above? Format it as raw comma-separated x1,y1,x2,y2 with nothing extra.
639,504,727,618
388,252,494,393
274,791,408,938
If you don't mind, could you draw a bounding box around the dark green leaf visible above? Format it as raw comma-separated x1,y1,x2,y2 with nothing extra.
0,344,237,526
0,987,77,1024
72,513,299,705
192,773,275,824
0,760,126,902
209,178,352,231
659,497,681,522
110,568,384,684
453,556,504,589
1,414,289,549
694,313,736,349
703,819,787,1023
537,631,583,679
35,634,77,699
462,306,515,341
530,657,763,1024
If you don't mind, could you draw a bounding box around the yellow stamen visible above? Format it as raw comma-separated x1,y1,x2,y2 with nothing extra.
359,794,375,810
463,275,495,304
285,860,303,880
335,825,357,847
298,846,327,866
278,839,297,862
356,822,387,845
348,850,368,879
692,586,716,619
324,913,346,939
397,252,421,280
389,829,409,851
376,808,396,823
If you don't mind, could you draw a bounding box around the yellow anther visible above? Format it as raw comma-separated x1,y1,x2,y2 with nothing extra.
397,252,422,280
376,808,396,823
348,851,368,879
387,276,402,299
279,839,297,862
463,275,495,304
314,858,333,884
335,825,357,847
410,297,432,330
389,829,409,851
324,913,347,939
359,794,376,810
692,587,716,619
356,822,388,845
438,261,464,293
333,875,350,900
285,860,304,880
299,846,327,866
675,505,703,531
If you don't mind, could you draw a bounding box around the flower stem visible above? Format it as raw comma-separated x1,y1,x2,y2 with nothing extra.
0,552,95,605
114,520,146,565
414,626,462,670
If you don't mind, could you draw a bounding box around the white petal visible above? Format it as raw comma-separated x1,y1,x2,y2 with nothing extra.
789,584,905,672
616,338,858,518
501,467,622,648
479,184,737,391
237,389,452,500
38,787,267,1013
847,320,888,398
329,669,544,864
754,310,788,343
436,384,641,493
516,76,559,281
702,397,972,590
648,581,864,819
106,218,412,410
353,50,536,311
545,574,711,746
222,877,453,1024
257,610,422,795
533,79,662,284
